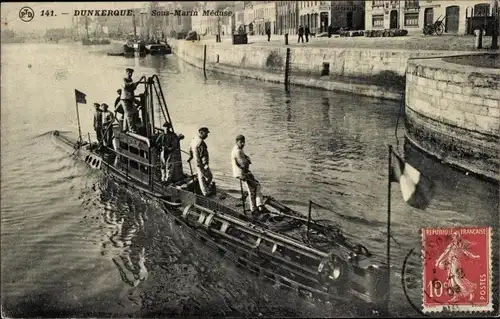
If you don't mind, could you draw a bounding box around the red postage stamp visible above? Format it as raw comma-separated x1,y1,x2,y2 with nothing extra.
421,226,492,313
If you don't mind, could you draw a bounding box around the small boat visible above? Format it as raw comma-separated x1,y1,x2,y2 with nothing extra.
148,43,172,55
52,75,389,314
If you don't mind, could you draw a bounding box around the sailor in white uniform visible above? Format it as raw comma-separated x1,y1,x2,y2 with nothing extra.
231,135,265,214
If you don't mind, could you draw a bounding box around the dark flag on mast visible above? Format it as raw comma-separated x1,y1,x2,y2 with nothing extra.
389,149,435,210
75,89,87,104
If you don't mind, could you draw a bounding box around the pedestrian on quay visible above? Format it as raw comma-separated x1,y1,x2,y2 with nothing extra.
266,28,271,42
305,26,310,43
231,135,267,215
188,127,213,196
93,102,103,145
298,25,305,43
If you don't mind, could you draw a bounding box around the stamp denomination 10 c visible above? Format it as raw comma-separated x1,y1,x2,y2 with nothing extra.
421,226,492,313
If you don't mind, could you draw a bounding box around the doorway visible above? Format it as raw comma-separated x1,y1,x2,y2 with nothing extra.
424,8,434,26
346,11,353,30
320,12,329,32
390,10,398,29
445,6,460,33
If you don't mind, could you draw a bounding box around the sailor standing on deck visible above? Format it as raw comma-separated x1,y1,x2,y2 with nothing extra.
188,127,213,196
93,103,103,145
121,68,141,133
231,135,266,214
155,122,183,183
101,103,115,148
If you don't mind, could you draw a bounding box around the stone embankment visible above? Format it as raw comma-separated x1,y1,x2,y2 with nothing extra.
170,39,499,180
170,39,475,101
405,53,499,181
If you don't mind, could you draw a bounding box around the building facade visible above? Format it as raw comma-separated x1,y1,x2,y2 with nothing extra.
365,0,498,34
253,1,277,34
191,1,234,35
276,1,299,35
298,1,330,33
330,1,365,30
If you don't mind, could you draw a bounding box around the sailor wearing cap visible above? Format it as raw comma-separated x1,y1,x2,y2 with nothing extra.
93,103,103,145
120,68,141,133
155,122,185,183
188,127,213,196
231,135,265,214
101,103,115,148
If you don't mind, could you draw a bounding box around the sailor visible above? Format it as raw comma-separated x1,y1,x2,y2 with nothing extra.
114,89,124,129
231,135,266,214
188,127,213,196
93,103,103,145
101,103,115,148
121,68,141,133
155,122,184,183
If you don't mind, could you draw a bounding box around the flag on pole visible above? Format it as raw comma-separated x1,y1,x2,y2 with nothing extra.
75,89,87,104
390,149,435,210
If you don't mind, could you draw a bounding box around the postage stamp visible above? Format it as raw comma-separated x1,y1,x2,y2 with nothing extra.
421,226,493,313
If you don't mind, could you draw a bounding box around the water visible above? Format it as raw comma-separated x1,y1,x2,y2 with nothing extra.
1,43,498,317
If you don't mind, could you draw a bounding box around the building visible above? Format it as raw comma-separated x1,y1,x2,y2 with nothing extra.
276,1,299,35
330,1,365,30
299,1,364,33
365,0,498,34
191,1,234,35
252,1,277,34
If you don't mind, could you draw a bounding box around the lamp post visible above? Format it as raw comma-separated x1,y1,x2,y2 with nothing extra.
492,0,499,50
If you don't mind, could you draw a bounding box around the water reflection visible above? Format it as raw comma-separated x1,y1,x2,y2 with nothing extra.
97,178,149,287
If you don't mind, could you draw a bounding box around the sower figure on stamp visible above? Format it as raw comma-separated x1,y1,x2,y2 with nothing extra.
187,127,213,196
435,231,480,302
231,135,268,215
93,103,103,146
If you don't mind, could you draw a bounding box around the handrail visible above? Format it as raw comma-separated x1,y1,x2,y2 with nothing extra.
152,75,175,133
151,80,169,127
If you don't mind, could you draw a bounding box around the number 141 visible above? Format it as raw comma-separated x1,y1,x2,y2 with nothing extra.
41,10,55,16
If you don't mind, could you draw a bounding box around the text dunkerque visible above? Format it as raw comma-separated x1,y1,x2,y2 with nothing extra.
74,10,134,16
151,10,232,17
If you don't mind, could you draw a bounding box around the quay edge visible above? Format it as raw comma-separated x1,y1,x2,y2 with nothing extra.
170,39,476,102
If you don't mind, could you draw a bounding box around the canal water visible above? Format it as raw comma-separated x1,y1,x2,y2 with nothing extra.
1,43,498,317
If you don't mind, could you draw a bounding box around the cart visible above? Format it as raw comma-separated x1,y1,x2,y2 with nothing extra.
423,15,446,35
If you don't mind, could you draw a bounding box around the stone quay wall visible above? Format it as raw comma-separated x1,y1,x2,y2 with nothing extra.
171,39,472,101
405,53,500,181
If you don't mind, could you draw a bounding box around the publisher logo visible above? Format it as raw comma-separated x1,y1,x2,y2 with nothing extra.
19,7,34,22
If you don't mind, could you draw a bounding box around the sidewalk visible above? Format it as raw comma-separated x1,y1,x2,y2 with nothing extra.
196,33,497,52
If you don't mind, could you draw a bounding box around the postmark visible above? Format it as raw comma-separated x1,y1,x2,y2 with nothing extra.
421,227,492,313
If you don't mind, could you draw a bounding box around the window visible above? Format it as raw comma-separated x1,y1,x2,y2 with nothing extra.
120,156,128,165
404,13,419,26
372,15,384,27
129,146,140,155
140,149,148,160
474,4,490,17
372,0,384,7
129,160,139,170
119,141,128,150
140,165,149,174
405,0,419,9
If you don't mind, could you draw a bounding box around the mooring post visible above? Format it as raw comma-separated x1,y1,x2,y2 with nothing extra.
203,45,207,79
284,47,291,92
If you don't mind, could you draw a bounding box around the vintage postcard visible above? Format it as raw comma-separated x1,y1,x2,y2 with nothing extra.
1,1,498,318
